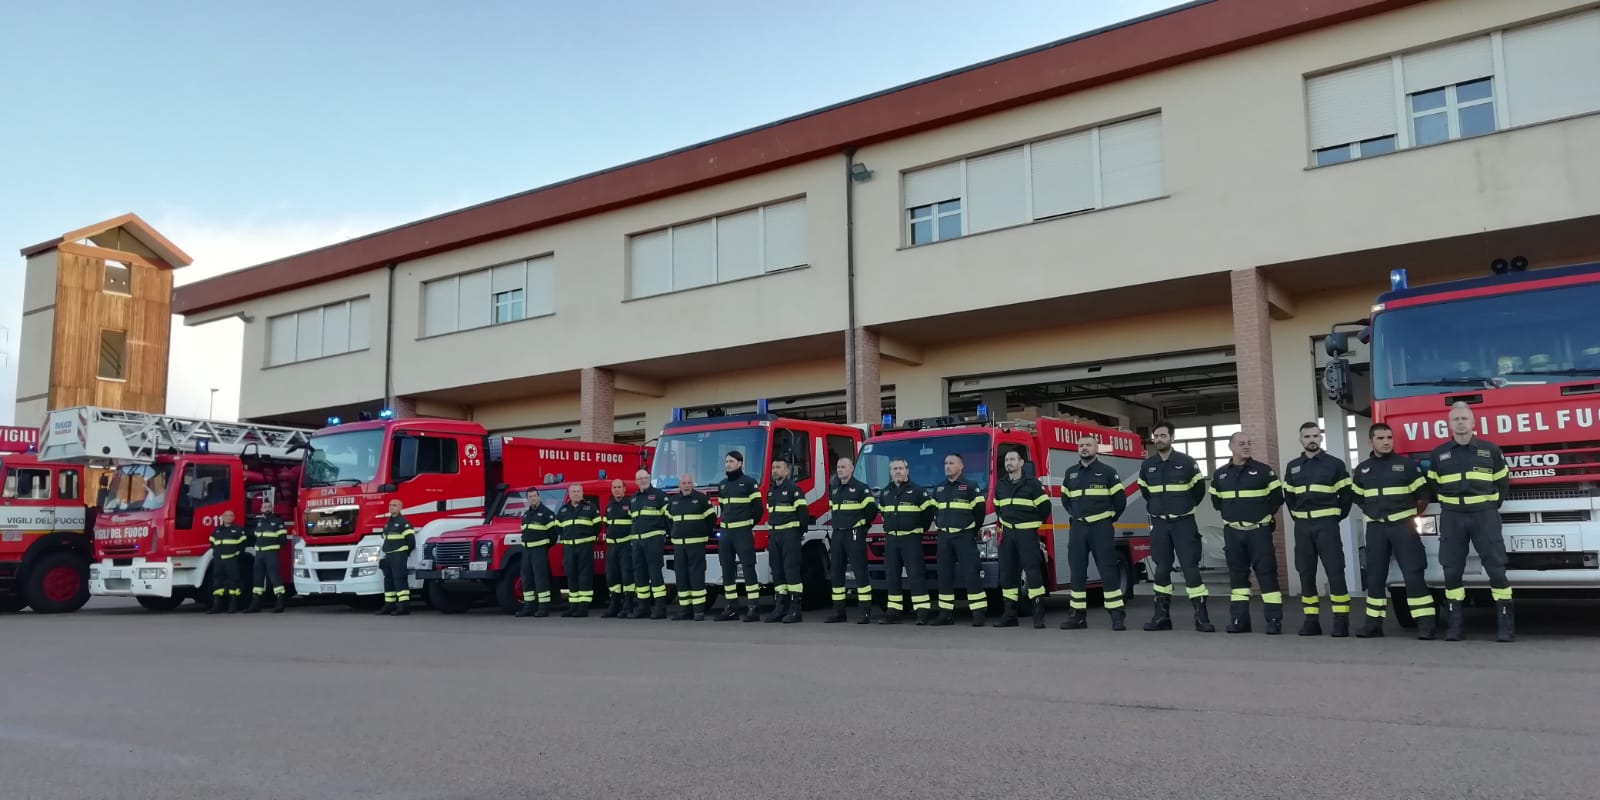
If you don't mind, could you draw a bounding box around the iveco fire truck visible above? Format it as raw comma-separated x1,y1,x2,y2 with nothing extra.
1325,259,1600,616
856,412,1151,603
35,407,309,611
648,401,865,610
1,425,91,613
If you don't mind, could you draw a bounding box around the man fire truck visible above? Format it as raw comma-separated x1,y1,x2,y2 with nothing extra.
1,425,92,613
646,400,865,613
35,407,308,611
856,410,1149,610
1324,258,1600,621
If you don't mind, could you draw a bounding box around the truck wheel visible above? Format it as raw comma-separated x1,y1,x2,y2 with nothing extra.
22,552,91,613
136,595,185,612
426,580,470,614
800,542,830,611
495,565,524,614
0,594,25,612
1388,587,1417,629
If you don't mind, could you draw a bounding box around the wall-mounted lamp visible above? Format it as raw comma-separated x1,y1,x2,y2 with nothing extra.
849,162,874,182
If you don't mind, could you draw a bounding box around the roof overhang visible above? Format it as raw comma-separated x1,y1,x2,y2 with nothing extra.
19,212,193,269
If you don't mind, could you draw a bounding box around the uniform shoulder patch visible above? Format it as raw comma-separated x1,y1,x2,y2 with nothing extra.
1392,464,1405,472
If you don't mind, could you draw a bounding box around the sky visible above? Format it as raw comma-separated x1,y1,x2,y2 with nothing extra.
0,0,1183,426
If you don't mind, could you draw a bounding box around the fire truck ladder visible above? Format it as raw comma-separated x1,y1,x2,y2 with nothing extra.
35,406,312,465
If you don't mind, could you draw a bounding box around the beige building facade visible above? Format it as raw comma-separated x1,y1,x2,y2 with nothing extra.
174,0,1600,591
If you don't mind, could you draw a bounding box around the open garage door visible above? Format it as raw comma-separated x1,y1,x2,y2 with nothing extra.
680,387,897,425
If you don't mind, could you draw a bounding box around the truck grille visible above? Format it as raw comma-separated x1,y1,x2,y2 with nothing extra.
431,542,472,568
315,569,346,582
304,508,358,537
1541,510,1592,523
1510,485,1592,501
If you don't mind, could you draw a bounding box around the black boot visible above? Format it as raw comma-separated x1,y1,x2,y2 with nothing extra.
570,602,588,618
392,601,409,616
1356,614,1385,638
272,594,286,613
915,609,931,626
765,596,789,623
1225,601,1251,634
692,606,705,621
1495,599,1515,643
1108,607,1126,631
515,602,535,618
602,596,622,619
930,610,955,627
1263,603,1282,635
716,595,740,621
1032,600,1046,629
742,600,761,622
207,595,227,614
1143,594,1173,631
228,595,244,614
1444,599,1464,641
244,594,263,614
533,603,550,618
1191,597,1216,632
1298,613,1322,636
619,596,634,619
782,599,803,624
993,601,1019,628
879,608,902,625
629,596,648,619
1330,612,1349,638
1058,610,1086,630
1416,613,1438,640
824,601,847,623
971,609,987,628
672,602,693,621
856,604,872,624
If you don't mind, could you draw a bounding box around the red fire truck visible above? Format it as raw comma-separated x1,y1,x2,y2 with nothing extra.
856,412,1151,605
648,401,865,610
1324,259,1600,618
35,407,308,611
1,426,92,613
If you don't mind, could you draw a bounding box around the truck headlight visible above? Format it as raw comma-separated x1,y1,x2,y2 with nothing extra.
354,545,382,564
353,567,379,577
475,540,494,561
138,567,167,580
1414,515,1438,535
293,549,306,567
977,525,999,560
422,542,436,559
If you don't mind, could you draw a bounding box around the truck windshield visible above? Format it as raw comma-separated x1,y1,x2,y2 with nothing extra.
303,430,384,487
856,433,993,491
650,426,769,489
103,463,175,512
1372,280,1600,400
497,488,568,518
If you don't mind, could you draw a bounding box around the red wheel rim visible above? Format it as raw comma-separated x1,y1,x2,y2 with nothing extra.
43,565,81,603
513,573,524,599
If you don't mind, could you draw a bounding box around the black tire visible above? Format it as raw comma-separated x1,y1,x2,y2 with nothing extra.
0,594,26,612
136,594,185,612
1389,586,1417,629
22,551,91,613
799,541,831,610
426,580,470,614
495,557,523,614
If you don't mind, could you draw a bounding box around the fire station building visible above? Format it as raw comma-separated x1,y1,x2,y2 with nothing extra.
173,0,1600,593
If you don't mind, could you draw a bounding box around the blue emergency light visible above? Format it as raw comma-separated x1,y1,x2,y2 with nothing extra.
671,408,685,422
327,416,342,426
882,414,894,427
756,398,770,414
195,439,210,454
1390,268,1408,290
378,408,395,419
976,403,990,420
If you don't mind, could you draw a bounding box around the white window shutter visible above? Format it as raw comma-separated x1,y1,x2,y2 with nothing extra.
629,231,671,298
422,277,458,337
715,209,762,281
1030,131,1095,219
321,301,350,356
348,297,370,351
295,308,323,361
671,219,715,289
525,256,555,316
964,146,1027,233
491,262,526,294
1306,59,1398,149
762,198,807,271
904,162,961,209
267,314,297,366
456,270,491,330
1502,10,1600,127
1098,114,1164,206
1402,35,1493,94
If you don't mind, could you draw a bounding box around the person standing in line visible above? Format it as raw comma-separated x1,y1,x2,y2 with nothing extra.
715,451,764,622
628,469,671,619
514,491,558,618
1209,432,1285,634
1427,401,1514,642
1283,422,1355,637
601,478,636,619
1137,421,1214,632
244,497,289,614
1061,437,1128,631
825,457,876,624
1351,423,1436,640
877,457,935,625
207,509,249,615
376,499,415,616
993,450,1051,629
667,474,716,621
763,457,810,624
930,454,988,628
555,484,601,618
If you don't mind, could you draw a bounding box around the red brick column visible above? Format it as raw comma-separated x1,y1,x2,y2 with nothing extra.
848,328,882,426
580,367,616,444
388,395,418,419
1230,268,1287,588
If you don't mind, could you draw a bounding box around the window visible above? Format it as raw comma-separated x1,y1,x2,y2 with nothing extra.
421,256,554,337
3,467,51,500
179,464,232,506
391,436,459,479
1409,78,1495,146
628,198,808,298
773,429,810,481
1313,135,1396,166
103,261,131,295
901,113,1163,246
266,297,371,366
98,329,127,380
825,435,857,476
57,469,80,501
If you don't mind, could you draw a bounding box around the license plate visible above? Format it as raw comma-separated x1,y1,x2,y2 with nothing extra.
1510,535,1566,552
320,583,337,593
442,568,461,579
469,560,488,571
107,570,124,579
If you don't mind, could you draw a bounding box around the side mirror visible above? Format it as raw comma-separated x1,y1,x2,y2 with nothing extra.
378,483,397,493
1324,332,1351,358
1322,358,1352,404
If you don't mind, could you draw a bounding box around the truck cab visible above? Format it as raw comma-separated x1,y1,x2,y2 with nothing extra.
0,445,92,613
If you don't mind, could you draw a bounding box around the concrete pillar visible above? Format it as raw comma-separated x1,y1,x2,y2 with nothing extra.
389,395,418,418
580,367,616,444
848,328,882,425
1230,268,1287,589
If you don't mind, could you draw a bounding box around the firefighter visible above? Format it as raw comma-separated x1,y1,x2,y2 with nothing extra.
376,499,415,616
1209,432,1285,634
514,490,558,618
1284,421,1355,637
1352,423,1436,639
667,474,715,621
1061,437,1128,630
601,478,636,619
878,456,935,625
555,484,601,618
931,453,987,627
763,456,810,624
994,449,1051,629
206,509,249,614
825,456,876,624
244,497,288,614
629,469,671,619
1138,421,1214,632
1428,401,1514,642
715,450,764,622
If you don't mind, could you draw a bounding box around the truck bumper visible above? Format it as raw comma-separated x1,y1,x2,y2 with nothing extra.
414,565,499,586
1396,518,1600,590
292,538,392,597
88,557,201,598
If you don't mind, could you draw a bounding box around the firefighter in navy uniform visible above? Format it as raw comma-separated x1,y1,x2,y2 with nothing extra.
244,498,289,614
1209,432,1285,634
601,479,636,619
825,457,876,624
1428,401,1515,642
994,449,1051,629
629,469,671,619
878,457,936,625
1061,437,1128,630
1352,423,1437,639
1283,422,1356,637
667,474,716,621
207,509,249,614
514,493,558,618
763,457,811,624
715,451,765,622
377,499,415,616
931,454,988,628
555,484,601,618
1138,421,1214,632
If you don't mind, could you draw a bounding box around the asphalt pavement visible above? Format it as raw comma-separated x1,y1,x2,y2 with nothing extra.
4,596,1599,800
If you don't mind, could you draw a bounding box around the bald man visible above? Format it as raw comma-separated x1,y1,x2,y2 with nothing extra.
1209,431,1285,634
628,469,671,619
666,473,716,621
1427,401,1513,642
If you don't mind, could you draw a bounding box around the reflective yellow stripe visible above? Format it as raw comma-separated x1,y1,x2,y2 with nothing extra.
722,520,755,529
770,522,801,530
1002,521,1043,529
1438,494,1499,505
832,501,871,511
721,496,760,504
939,500,978,509
1078,510,1115,523
670,537,709,545
1290,507,1344,519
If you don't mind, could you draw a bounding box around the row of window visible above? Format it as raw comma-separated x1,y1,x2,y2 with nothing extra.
266,297,372,367
422,256,555,338
1307,9,1600,165
628,198,808,298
